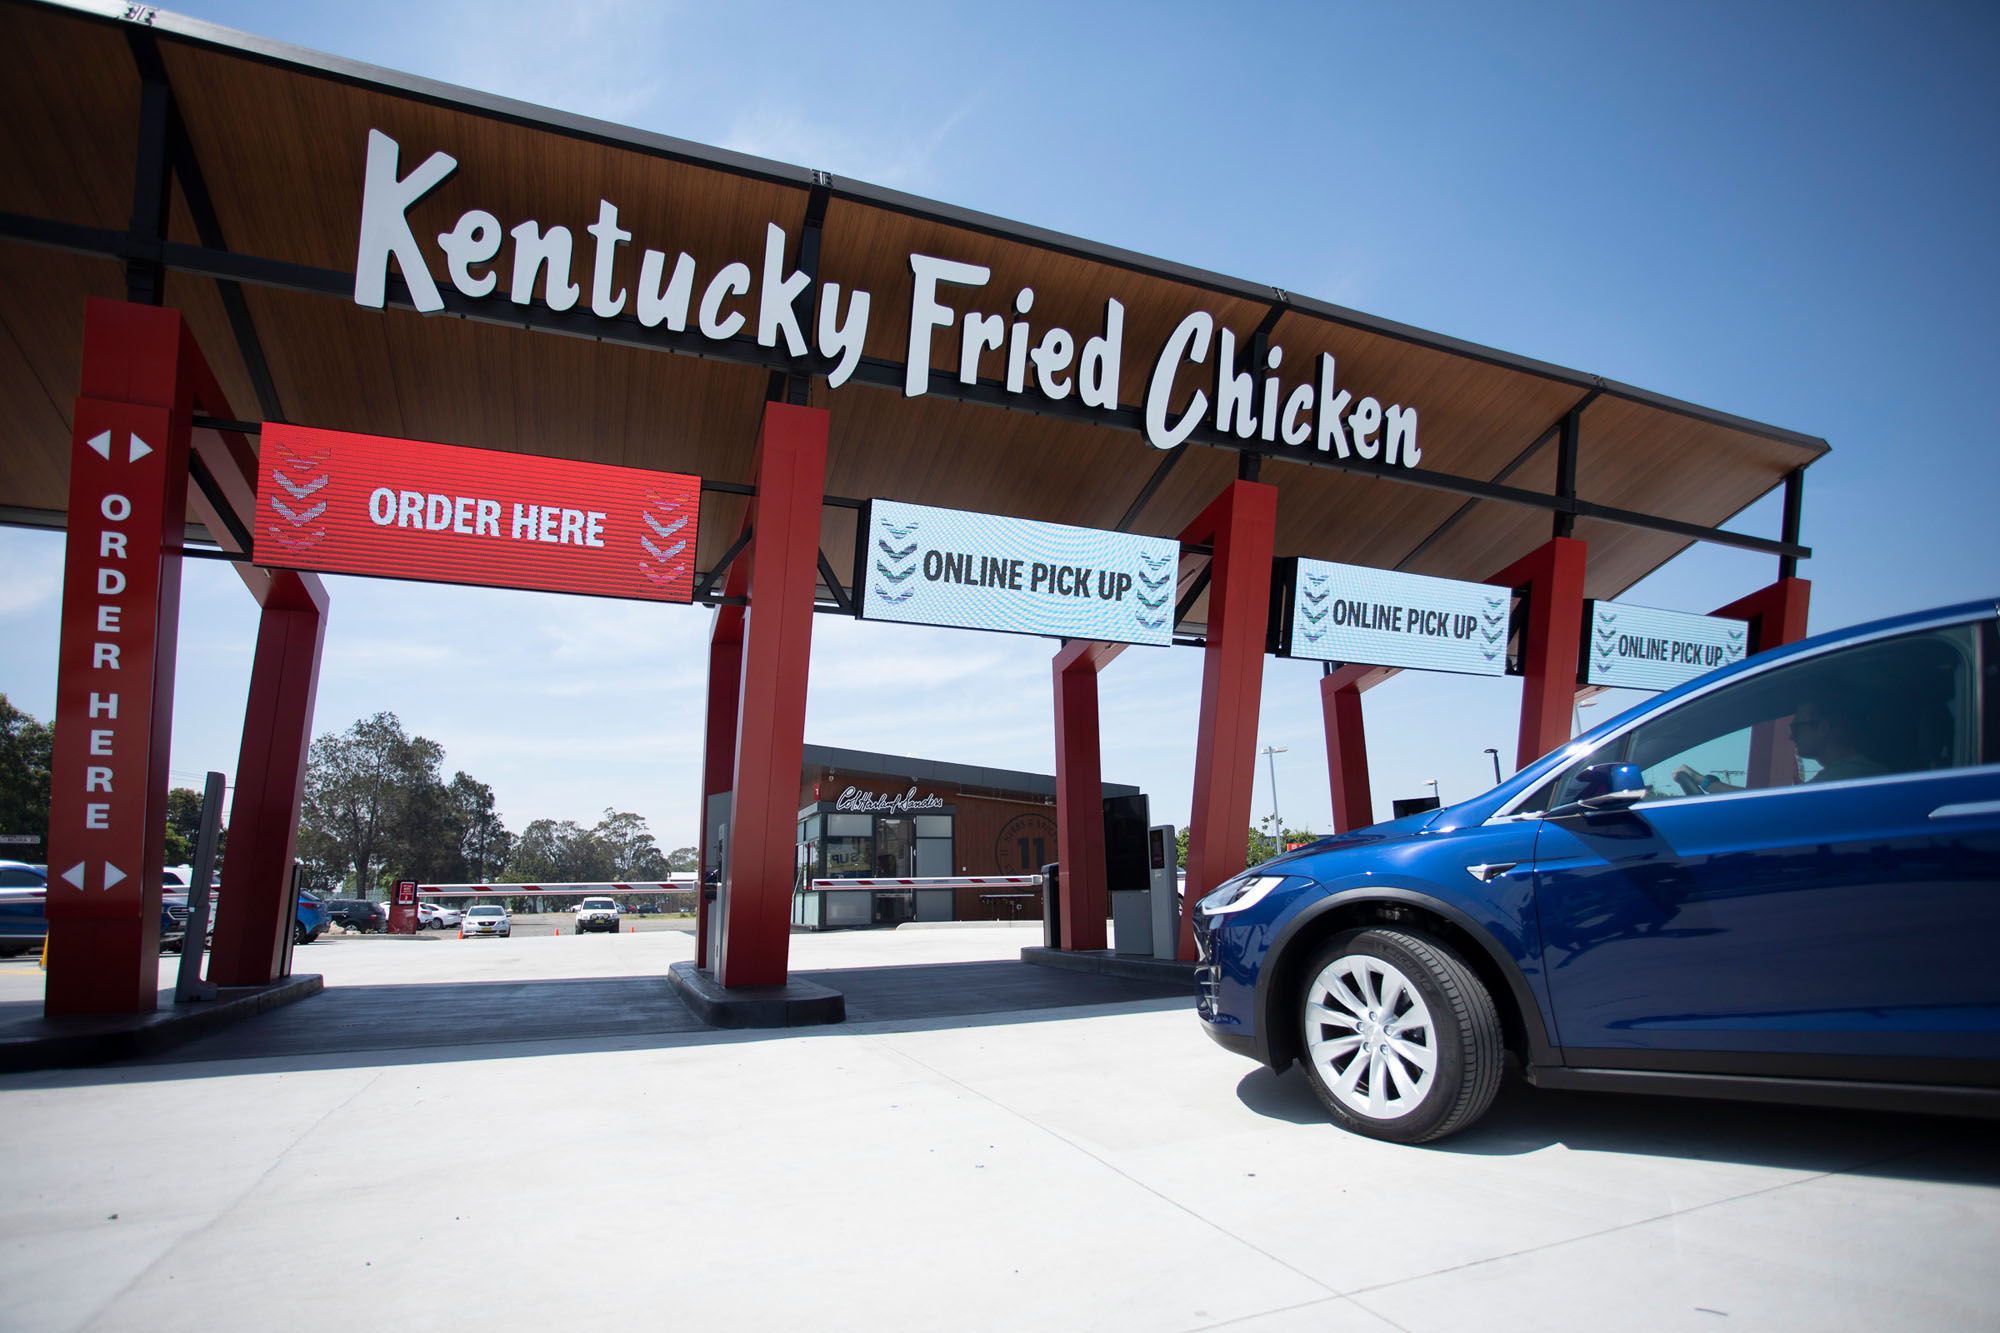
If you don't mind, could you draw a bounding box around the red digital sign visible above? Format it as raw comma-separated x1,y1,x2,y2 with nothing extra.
254,424,700,602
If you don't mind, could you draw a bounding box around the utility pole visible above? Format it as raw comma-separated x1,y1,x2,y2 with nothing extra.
1261,744,1288,837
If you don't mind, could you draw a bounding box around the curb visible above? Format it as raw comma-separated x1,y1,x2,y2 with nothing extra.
1019,947,1199,987
668,961,845,1029
0,974,324,1073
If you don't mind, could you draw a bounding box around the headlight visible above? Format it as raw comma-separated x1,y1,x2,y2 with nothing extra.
1197,874,1292,917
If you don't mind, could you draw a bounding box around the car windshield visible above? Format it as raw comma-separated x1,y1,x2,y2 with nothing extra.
467,906,504,917
581,899,615,910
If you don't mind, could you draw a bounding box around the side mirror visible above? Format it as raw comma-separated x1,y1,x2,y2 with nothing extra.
1550,762,1648,817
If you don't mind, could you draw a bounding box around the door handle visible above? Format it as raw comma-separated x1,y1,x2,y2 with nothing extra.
1465,862,1518,883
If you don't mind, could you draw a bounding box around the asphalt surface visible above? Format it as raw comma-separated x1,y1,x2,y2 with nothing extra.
1,926,1995,1331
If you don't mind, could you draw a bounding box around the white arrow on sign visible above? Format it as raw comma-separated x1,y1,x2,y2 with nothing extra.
57,862,126,891
84,430,152,463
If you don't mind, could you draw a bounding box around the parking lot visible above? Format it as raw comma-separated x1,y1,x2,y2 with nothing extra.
0,925,1995,1331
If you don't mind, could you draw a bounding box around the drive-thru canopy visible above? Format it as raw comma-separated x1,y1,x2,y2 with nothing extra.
0,0,1824,1015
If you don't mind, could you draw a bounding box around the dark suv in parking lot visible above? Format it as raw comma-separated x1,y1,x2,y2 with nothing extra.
1196,598,1999,1142
326,899,385,932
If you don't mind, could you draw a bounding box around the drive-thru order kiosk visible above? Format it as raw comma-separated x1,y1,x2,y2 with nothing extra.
0,0,1823,1019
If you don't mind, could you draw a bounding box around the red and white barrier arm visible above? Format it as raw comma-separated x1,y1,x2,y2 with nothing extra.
805,875,1044,889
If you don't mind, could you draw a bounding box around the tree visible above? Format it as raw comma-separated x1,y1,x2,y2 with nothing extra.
450,772,511,883
165,786,203,867
384,734,460,884
665,845,698,874
507,818,614,882
1172,819,1321,874
299,712,440,896
592,808,668,879
0,694,52,852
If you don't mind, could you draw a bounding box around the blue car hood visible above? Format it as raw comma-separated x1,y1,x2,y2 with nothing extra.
1255,808,1444,873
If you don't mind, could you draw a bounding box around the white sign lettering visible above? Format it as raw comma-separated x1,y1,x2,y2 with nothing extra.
1282,559,1510,677
1583,601,1747,691
857,499,1178,647
833,786,945,814
351,131,1420,462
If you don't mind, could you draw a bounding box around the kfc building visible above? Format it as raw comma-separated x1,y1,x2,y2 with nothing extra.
787,744,1145,929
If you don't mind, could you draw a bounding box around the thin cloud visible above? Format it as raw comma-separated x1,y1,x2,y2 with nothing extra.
720,92,983,189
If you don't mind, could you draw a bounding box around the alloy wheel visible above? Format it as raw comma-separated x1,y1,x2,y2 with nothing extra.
1302,952,1439,1120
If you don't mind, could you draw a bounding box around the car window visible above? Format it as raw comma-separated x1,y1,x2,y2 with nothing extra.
468,905,503,917
0,867,45,886
1530,620,1984,809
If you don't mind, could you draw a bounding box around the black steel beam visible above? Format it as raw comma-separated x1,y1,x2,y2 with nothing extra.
1779,467,1805,580
124,75,171,305
693,525,753,601
0,212,1811,561
186,449,252,554
129,21,289,423
1115,447,1184,532
815,548,852,615
1174,562,1213,629
1552,403,1581,540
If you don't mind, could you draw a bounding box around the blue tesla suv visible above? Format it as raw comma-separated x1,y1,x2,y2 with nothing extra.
1196,598,2000,1142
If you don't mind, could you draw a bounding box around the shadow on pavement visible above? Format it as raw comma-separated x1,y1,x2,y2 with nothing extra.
3,959,1194,1088
1232,1063,2000,1184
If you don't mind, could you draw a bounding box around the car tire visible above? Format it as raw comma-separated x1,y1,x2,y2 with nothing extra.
1295,927,1502,1145
293,921,308,945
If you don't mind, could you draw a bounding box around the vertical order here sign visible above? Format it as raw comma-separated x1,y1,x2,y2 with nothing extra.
253,424,701,602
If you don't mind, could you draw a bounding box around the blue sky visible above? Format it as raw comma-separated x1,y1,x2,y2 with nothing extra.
2,0,1995,852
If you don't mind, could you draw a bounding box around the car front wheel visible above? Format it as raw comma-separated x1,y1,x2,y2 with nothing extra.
1296,927,1502,1144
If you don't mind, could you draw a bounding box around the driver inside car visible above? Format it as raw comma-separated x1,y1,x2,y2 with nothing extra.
1674,688,1887,794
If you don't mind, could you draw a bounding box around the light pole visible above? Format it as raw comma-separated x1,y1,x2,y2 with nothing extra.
1425,778,1440,806
1261,744,1288,837
1483,747,1503,785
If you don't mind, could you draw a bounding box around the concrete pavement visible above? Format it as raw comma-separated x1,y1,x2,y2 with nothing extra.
0,926,1994,1331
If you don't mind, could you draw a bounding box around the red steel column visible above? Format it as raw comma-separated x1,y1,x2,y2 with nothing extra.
714,403,827,986
45,301,194,1015
696,604,744,971
1051,639,1125,951
1487,536,1588,771
1714,577,1812,790
1713,577,1811,654
1320,664,1393,834
1175,480,1277,961
208,570,328,986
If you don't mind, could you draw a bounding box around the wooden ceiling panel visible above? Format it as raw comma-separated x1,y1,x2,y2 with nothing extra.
1576,392,1800,526
0,4,134,229
164,40,810,297
0,247,123,513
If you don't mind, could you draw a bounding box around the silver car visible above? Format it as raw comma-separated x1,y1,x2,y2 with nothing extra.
459,903,510,938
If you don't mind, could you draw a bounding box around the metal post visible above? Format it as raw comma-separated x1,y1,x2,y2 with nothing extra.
1261,744,1287,835
1779,468,1804,582
1484,747,1503,785
173,772,224,1003
1552,406,1580,539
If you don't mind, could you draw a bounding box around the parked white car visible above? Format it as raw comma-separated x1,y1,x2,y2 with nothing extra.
573,896,621,934
418,901,461,929
459,903,510,938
